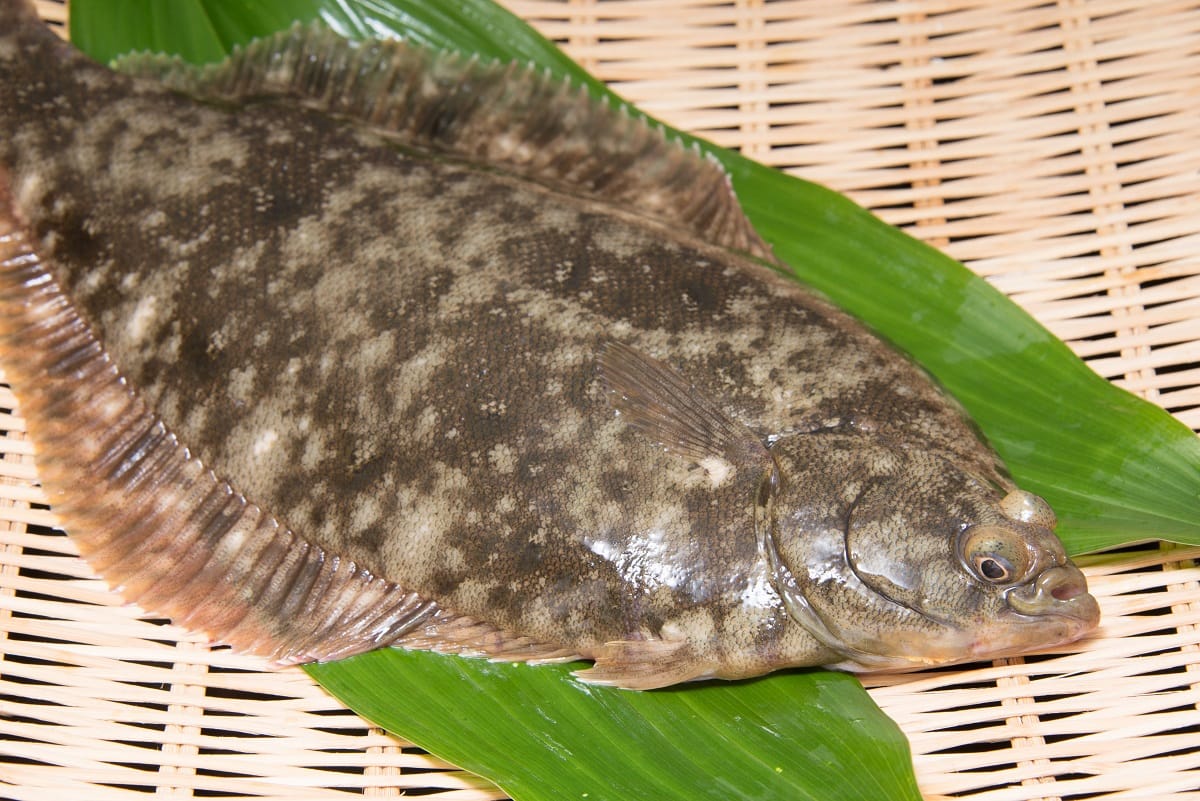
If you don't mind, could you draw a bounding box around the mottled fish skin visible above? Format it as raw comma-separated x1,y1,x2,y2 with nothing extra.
0,5,1098,687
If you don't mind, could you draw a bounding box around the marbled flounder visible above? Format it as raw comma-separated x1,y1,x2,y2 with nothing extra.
0,2,1098,688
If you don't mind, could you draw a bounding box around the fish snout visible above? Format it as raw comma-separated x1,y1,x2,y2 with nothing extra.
1007,562,1100,629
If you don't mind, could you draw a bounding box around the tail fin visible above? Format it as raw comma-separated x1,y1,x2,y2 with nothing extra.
0,0,447,665
0,182,442,664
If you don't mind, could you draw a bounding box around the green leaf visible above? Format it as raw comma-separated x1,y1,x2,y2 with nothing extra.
307,652,920,801
70,0,228,63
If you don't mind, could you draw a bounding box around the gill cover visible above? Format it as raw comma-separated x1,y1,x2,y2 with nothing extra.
762,432,1099,670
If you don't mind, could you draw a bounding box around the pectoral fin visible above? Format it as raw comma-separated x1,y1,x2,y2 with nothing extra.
598,342,776,487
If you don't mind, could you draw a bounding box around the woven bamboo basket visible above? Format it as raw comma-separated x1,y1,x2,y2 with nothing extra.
3,0,1198,798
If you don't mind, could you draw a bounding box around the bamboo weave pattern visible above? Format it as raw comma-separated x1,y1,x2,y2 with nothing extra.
2,1,1198,798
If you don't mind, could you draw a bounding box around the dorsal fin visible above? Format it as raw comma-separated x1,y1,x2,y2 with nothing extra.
113,23,776,262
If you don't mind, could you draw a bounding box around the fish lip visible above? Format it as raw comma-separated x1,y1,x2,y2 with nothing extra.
963,607,1099,663
827,564,1101,672
959,596,1099,663
1005,562,1100,629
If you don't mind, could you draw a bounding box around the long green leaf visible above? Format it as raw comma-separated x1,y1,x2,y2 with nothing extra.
308,652,920,801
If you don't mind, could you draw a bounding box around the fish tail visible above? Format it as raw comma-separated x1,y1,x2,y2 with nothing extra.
0,181,441,664
0,1,449,666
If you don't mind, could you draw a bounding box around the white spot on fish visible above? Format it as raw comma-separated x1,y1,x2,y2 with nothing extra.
488,443,517,474
444,547,466,571
351,495,382,531
252,429,278,456
126,294,157,343
698,456,734,487
738,564,780,610
415,405,439,442
228,365,257,403
586,527,691,591
14,171,43,211
480,399,507,415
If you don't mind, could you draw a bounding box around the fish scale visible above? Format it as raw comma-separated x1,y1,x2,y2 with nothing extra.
0,1,1098,689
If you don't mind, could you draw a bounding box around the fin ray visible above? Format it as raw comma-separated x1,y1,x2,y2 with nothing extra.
394,608,580,663
599,341,772,471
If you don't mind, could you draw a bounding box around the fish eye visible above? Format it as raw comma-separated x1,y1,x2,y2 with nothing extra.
974,554,1014,582
959,525,1033,585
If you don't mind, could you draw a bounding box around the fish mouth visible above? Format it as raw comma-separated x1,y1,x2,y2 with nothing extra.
963,562,1100,659
1006,562,1099,625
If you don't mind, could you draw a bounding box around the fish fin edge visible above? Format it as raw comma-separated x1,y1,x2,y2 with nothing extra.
0,186,435,666
113,23,775,263
392,609,580,663
574,639,710,690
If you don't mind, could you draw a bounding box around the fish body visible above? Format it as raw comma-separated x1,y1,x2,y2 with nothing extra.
0,3,1097,688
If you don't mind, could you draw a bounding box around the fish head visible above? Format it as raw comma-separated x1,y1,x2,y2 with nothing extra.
762,435,1100,671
